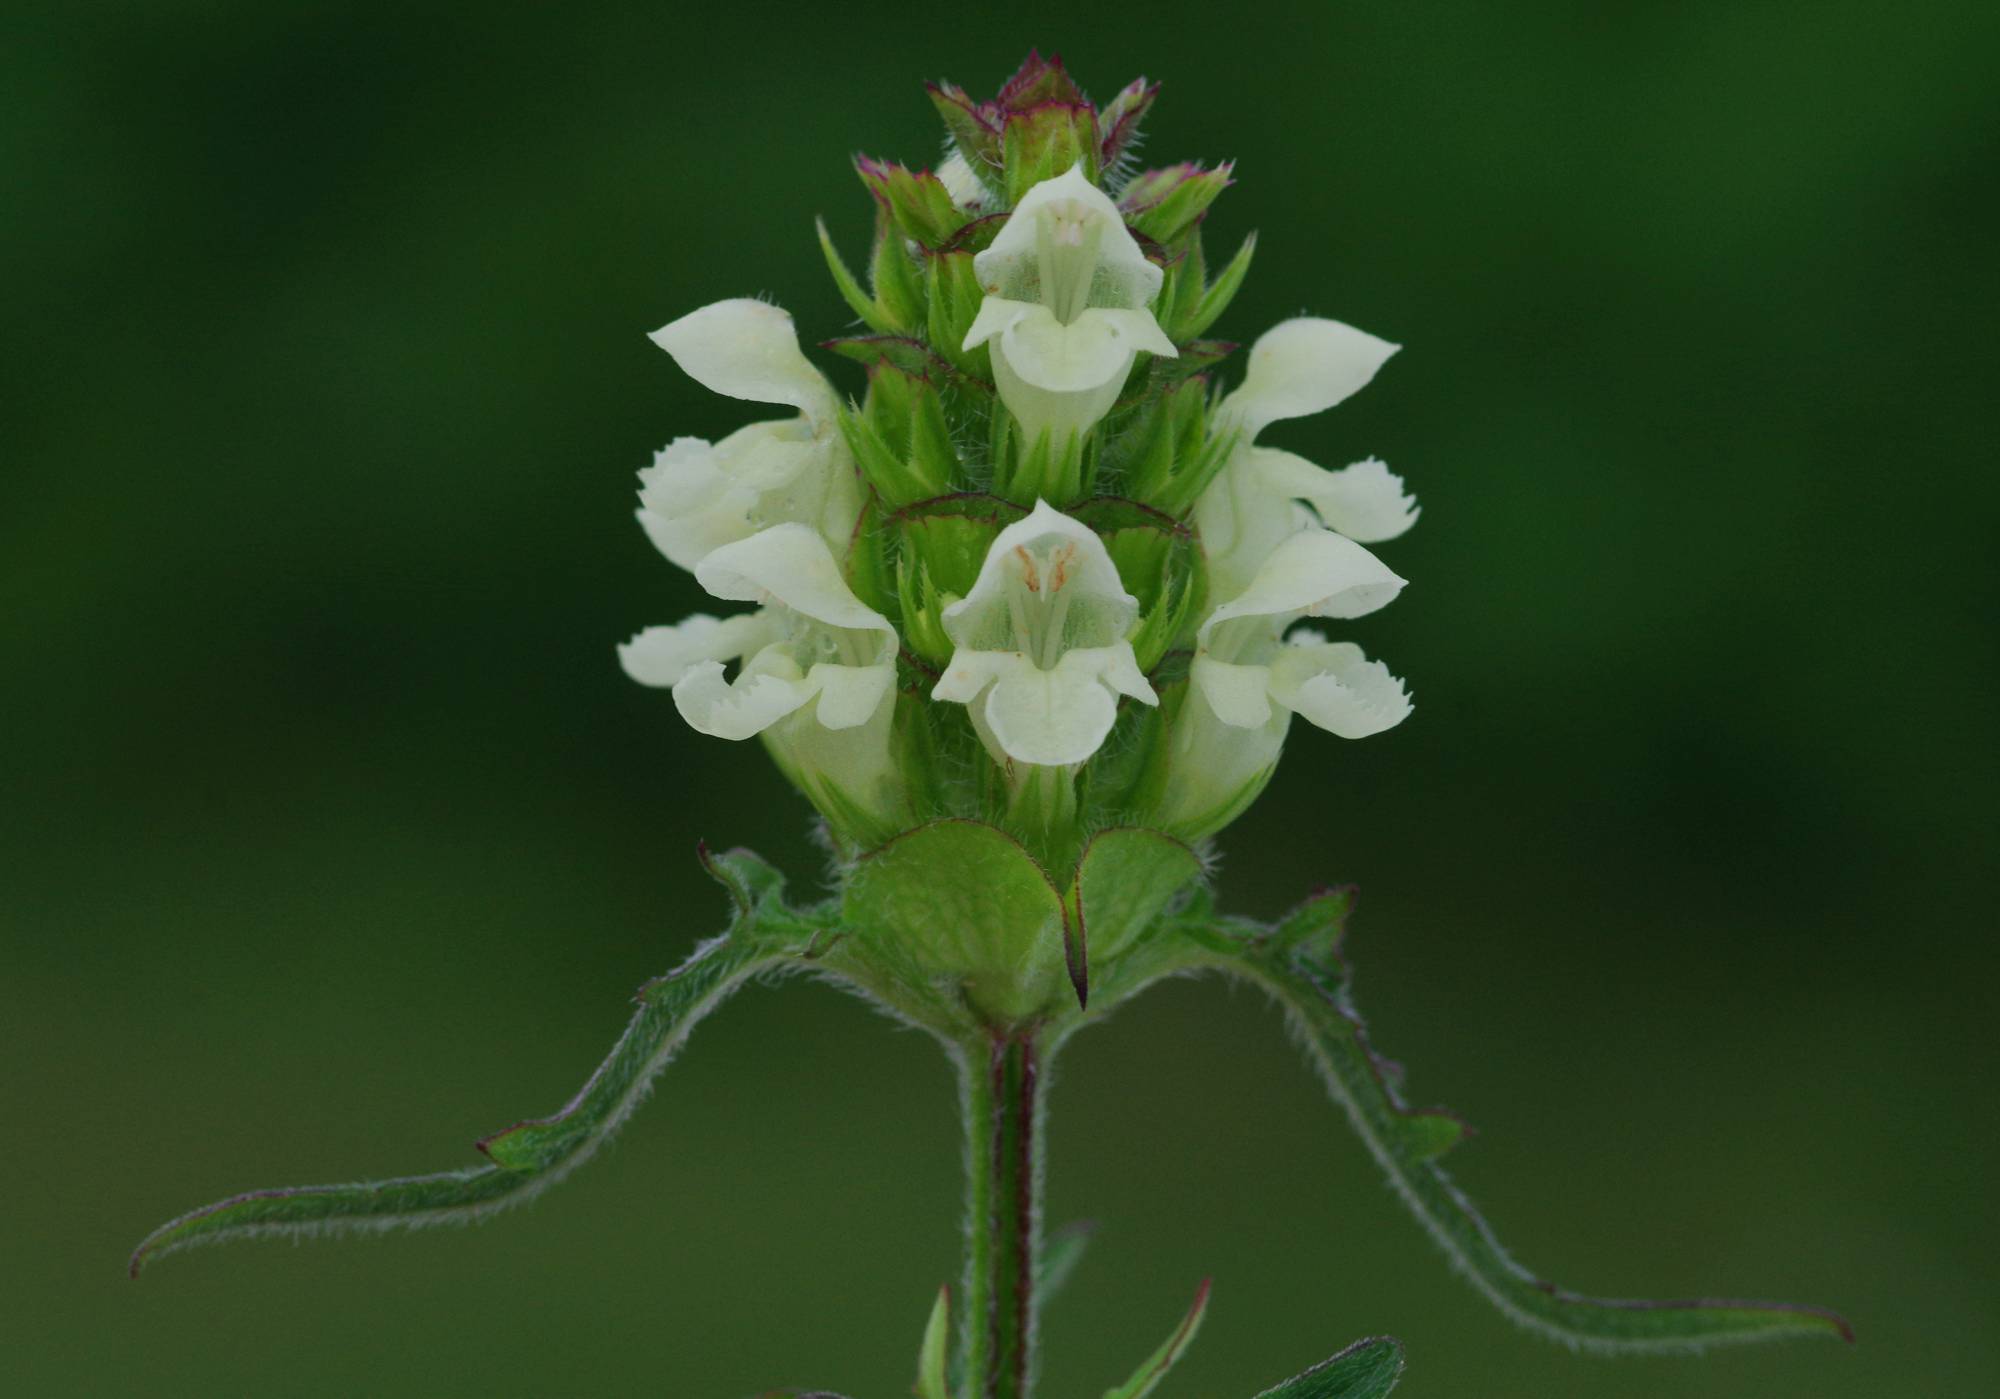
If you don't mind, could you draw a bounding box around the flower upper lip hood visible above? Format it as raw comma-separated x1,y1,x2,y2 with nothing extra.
1215,316,1399,443
962,164,1176,445
933,500,1158,768
637,299,859,573
649,298,839,429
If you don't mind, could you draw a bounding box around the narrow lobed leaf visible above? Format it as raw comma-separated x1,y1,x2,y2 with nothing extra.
132,904,818,1276
1177,918,1854,1352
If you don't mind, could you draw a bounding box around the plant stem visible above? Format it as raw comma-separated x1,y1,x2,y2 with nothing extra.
960,1030,1045,1399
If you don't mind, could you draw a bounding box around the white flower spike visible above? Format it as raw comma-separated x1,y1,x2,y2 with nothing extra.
639,299,860,573
933,500,1158,767
962,164,1176,445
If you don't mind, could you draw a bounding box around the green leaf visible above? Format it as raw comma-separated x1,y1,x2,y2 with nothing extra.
1066,827,1204,977
1180,232,1257,342
1178,912,1855,1352
1002,104,1099,202
842,819,1070,1022
916,1284,951,1399
925,251,987,377
838,403,932,508
1123,163,1234,244
871,212,927,330
1269,884,1354,963
994,50,1087,111
1102,1278,1210,1399
1035,1218,1096,1310
1251,1337,1404,1399
816,217,896,335
927,81,1004,193
824,334,948,380
1096,77,1159,174
132,895,818,1275
856,157,966,250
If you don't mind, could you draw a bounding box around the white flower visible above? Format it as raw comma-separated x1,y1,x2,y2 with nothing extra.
639,299,860,572
619,524,896,739
932,500,1158,767
1196,317,1414,602
1158,528,1411,837
1193,526,1411,733
961,164,1177,445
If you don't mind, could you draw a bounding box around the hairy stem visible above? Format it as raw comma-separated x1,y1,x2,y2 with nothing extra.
960,1030,1045,1399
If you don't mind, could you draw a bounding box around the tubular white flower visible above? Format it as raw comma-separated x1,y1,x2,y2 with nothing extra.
1197,317,1411,601
1186,525,1411,757
619,524,897,740
961,164,1176,444
639,299,859,573
932,500,1158,767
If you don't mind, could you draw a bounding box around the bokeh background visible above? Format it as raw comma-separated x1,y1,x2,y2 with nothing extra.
6,3,1996,1395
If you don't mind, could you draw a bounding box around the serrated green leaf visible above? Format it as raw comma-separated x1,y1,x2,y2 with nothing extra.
1179,921,1854,1352
132,907,817,1275
1250,1336,1404,1399
1035,1218,1096,1310
916,1284,951,1399
1102,1278,1210,1399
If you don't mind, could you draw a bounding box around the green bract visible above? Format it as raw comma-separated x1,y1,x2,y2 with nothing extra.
137,52,1848,1399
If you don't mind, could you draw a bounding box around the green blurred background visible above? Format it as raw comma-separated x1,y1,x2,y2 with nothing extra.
6,2,1996,1394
